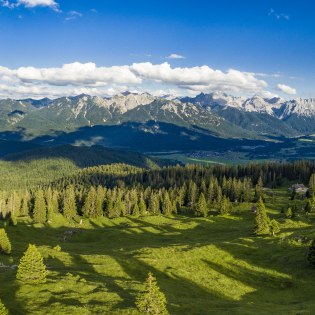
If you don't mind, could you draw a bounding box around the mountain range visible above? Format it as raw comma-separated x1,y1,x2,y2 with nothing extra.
1,91,315,153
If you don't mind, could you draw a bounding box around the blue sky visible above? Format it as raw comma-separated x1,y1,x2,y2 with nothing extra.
0,0,314,99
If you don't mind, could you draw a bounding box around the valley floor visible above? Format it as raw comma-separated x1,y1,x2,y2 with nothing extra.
1,194,315,314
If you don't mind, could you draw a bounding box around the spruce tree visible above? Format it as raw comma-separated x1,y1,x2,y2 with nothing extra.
286,207,293,218
0,229,11,254
20,192,30,217
0,299,8,315
254,198,270,235
195,193,208,217
33,189,47,224
309,174,315,197
161,192,172,216
16,244,48,284
139,197,147,216
219,196,232,215
136,272,168,315
307,240,315,267
82,186,97,218
63,185,77,220
269,219,280,236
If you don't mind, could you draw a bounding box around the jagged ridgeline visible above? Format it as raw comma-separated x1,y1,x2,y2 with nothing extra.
2,92,315,149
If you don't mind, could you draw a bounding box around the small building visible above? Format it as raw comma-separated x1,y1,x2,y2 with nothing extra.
288,184,308,194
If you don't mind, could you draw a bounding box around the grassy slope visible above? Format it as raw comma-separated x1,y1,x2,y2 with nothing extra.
1,189,315,314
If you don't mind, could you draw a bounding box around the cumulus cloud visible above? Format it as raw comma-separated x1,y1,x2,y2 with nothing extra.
277,83,297,95
0,61,275,99
1,0,59,10
166,53,185,59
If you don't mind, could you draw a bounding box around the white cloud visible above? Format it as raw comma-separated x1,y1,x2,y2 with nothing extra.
277,83,297,95
0,61,278,99
65,10,82,21
166,53,185,59
1,0,60,11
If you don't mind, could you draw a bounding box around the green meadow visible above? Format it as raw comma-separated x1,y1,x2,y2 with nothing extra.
1,189,315,314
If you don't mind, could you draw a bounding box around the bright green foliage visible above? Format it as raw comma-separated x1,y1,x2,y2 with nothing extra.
132,202,140,217
95,186,105,217
307,240,315,267
149,193,160,215
20,191,30,216
219,196,232,215
136,273,168,315
0,229,11,254
33,189,47,224
16,244,48,284
269,219,280,236
0,299,8,315
82,186,97,218
305,197,315,213
63,185,77,220
286,207,293,218
161,192,172,216
254,176,264,202
139,197,147,215
254,198,270,235
195,193,208,217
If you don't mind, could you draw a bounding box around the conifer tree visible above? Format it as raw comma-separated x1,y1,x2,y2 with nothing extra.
305,197,315,214
33,189,47,224
136,272,168,315
254,176,264,202
16,244,48,284
0,229,11,254
139,197,147,215
269,219,280,236
95,186,105,217
161,192,172,216
307,239,315,267
82,186,97,218
20,191,30,217
132,202,140,217
254,198,270,235
195,193,208,217
0,299,8,315
286,207,293,218
219,196,232,215
63,185,77,220
148,193,160,215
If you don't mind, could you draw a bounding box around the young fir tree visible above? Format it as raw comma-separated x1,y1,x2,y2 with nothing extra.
20,191,30,217
195,193,208,217
254,176,264,202
286,207,293,218
269,219,280,236
136,272,168,315
307,239,315,267
139,197,147,216
219,196,232,215
0,299,8,315
16,244,48,284
33,189,47,224
254,197,270,235
82,186,97,218
161,192,172,216
132,202,140,217
95,186,105,217
0,229,11,254
63,185,77,220
305,197,315,214
148,193,160,215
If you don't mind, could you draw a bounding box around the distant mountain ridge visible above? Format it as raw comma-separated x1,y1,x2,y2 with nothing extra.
1,91,315,142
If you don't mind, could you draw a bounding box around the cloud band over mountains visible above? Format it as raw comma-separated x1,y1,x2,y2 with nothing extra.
0,62,295,99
